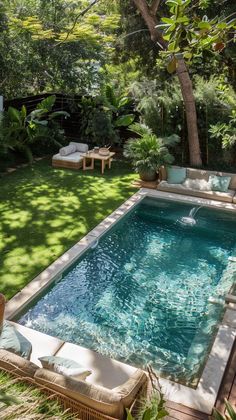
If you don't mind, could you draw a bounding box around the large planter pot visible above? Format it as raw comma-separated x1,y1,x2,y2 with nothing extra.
138,169,157,182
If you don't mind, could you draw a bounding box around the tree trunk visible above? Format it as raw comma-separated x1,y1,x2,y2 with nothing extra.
176,59,202,166
0,294,5,331
132,0,202,167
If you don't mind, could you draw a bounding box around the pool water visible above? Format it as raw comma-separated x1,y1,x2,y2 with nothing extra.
18,197,236,386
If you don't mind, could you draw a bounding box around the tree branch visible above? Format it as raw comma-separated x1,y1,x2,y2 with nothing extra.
132,0,166,48
150,0,161,16
56,0,100,46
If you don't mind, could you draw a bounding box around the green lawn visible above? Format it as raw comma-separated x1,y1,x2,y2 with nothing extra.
0,159,137,300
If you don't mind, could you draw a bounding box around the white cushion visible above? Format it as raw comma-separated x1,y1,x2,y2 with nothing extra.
39,355,92,380
182,178,211,191
52,152,83,163
55,342,138,390
158,181,235,203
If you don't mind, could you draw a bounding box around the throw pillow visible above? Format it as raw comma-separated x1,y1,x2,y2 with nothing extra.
59,144,77,156
167,167,186,184
69,142,88,153
209,175,231,192
183,178,211,191
39,355,92,380
0,321,32,359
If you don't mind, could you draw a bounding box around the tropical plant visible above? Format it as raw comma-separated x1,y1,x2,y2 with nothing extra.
102,84,135,129
209,83,236,149
126,366,168,420
124,123,179,181
78,96,117,146
213,399,236,419
78,86,135,147
209,115,236,149
130,77,182,137
0,95,69,163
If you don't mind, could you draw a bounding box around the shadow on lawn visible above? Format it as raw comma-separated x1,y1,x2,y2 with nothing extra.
0,159,137,299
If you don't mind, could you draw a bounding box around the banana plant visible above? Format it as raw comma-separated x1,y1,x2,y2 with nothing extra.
103,84,135,128
0,95,69,163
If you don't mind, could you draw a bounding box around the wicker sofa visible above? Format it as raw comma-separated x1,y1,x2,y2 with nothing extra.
0,322,147,420
158,166,236,203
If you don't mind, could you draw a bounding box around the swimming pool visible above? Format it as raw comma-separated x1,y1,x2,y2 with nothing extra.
16,196,236,387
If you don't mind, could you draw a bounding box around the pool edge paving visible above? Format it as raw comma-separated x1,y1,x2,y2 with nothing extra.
5,189,236,414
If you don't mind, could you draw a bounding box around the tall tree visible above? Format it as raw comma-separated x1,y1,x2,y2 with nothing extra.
132,0,202,166
1,0,120,98
131,0,236,166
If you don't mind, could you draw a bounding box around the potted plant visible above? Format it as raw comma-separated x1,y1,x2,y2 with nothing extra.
124,123,179,182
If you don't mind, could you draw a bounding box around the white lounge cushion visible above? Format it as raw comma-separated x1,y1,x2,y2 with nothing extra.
10,322,64,367
35,367,146,418
158,181,235,203
55,342,138,389
182,177,211,191
52,152,83,163
160,166,236,191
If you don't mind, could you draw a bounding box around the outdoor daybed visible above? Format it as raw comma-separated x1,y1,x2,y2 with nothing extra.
0,321,147,420
52,142,89,170
158,166,236,203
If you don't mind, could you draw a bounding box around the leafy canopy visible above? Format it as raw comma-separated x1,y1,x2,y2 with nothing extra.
156,0,236,73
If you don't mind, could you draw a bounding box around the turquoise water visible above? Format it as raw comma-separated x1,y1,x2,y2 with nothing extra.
18,198,236,386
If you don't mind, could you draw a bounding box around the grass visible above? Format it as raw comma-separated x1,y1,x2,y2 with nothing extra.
0,370,75,419
0,158,137,299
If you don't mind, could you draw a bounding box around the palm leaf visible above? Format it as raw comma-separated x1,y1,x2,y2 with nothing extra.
225,400,236,419
104,85,118,108
129,123,153,137
114,114,135,127
36,95,56,112
48,111,70,119
7,107,23,124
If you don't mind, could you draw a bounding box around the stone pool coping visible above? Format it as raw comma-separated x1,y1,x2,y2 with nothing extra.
5,189,236,414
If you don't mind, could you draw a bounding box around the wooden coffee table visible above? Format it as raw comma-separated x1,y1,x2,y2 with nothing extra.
81,151,115,175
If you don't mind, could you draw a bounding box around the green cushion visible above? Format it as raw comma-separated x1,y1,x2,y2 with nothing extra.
209,175,231,192
0,321,32,359
167,167,186,184
39,356,92,380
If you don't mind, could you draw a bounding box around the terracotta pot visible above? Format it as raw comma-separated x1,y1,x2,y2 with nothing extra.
139,169,157,182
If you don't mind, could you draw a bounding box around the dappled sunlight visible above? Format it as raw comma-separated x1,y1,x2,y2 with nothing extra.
0,158,137,299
